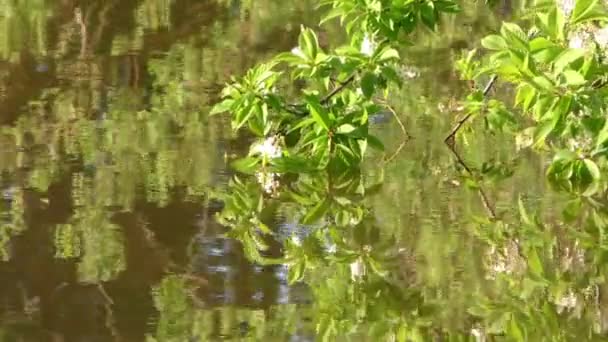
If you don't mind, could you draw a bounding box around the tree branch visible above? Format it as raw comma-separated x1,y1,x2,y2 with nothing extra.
443,75,497,144
446,143,497,219
321,74,356,104
284,73,357,116
442,75,499,219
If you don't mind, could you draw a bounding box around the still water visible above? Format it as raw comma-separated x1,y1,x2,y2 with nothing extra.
0,0,603,341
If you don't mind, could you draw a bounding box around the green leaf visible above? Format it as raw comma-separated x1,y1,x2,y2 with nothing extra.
360,72,376,98
305,95,332,131
376,47,400,61
420,2,437,30
302,197,331,224
288,261,305,284
530,37,562,63
336,124,356,134
231,157,260,174
531,75,555,91
367,134,385,151
481,35,508,50
584,159,601,180
553,48,585,73
562,69,586,86
299,27,319,60
234,102,256,130
210,99,234,115
320,7,345,25
435,0,460,13
518,196,532,225
571,0,601,24
596,120,608,148
500,22,528,50
554,149,578,162
527,247,544,277
515,84,533,107
508,317,525,342
533,119,556,147
271,155,318,173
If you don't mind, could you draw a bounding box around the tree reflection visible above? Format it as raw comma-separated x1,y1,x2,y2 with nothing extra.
4,0,607,341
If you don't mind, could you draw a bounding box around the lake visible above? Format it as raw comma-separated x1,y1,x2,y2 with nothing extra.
0,1,604,341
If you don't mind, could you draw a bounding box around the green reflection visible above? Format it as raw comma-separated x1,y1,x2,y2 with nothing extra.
3,0,608,341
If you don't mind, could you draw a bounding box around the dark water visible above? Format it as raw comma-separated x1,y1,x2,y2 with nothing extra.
0,0,599,341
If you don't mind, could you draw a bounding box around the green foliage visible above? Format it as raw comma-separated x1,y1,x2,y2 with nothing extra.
456,0,608,195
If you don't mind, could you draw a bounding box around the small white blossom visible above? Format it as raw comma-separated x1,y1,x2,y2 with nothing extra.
559,0,575,17
326,243,337,254
255,171,280,194
569,35,585,49
556,290,577,313
568,31,590,50
484,243,522,280
350,258,366,281
471,327,486,342
291,235,302,247
251,136,282,159
291,46,304,57
594,27,608,48
361,35,376,56
401,66,420,79
437,103,446,113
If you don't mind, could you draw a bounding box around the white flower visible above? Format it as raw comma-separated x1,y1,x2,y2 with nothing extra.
484,244,520,279
471,327,486,342
556,290,577,313
437,103,446,112
594,26,608,48
251,136,282,159
291,46,304,57
569,35,585,49
360,35,376,56
326,243,337,254
350,258,366,281
401,66,420,79
291,235,302,247
255,171,280,194
558,0,575,17
568,31,589,49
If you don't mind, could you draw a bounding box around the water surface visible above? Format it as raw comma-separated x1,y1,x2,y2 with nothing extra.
0,1,592,341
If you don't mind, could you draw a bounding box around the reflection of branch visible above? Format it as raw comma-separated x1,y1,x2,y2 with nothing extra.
96,283,122,341
443,75,497,144
383,104,411,164
446,143,497,219
74,8,87,58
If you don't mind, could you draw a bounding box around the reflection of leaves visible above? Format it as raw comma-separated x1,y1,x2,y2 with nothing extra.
77,219,126,283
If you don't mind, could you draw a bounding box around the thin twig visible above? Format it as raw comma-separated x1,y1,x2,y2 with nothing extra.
444,75,497,144
383,104,411,164
284,73,357,116
321,74,356,104
443,75,498,219
447,143,497,219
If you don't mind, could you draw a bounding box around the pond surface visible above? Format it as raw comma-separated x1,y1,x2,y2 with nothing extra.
0,0,604,341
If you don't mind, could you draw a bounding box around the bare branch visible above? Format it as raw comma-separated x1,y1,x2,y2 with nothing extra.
321,74,356,104
446,143,497,219
442,75,499,219
444,75,497,144
285,73,357,116
383,104,411,164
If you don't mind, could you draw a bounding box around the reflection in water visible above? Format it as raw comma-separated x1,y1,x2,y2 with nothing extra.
2,0,604,340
